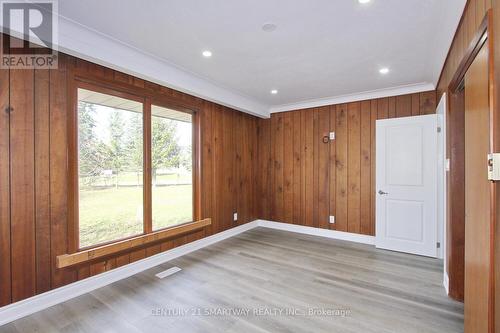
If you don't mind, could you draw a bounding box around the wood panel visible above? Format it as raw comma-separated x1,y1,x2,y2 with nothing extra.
312,109,320,228
387,97,395,118
34,67,51,294
258,91,436,235
292,111,302,225
396,95,412,118
303,109,314,227
0,61,10,306
200,101,214,234
448,89,466,302
411,93,421,116
10,68,36,301
274,114,284,222
347,103,361,233
50,55,77,288
317,107,330,229
370,101,378,235
464,43,490,333
421,91,437,115
1,46,259,305
328,106,337,230
335,105,348,231
257,119,272,220
283,113,294,224
360,101,372,235
437,0,492,97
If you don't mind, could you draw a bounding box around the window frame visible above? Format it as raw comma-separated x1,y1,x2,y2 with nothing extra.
68,76,200,252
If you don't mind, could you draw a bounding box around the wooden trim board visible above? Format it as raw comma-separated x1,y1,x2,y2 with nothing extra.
56,219,211,268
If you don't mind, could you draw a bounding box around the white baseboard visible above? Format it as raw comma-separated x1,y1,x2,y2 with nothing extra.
0,220,259,326
256,220,375,245
0,219,375,326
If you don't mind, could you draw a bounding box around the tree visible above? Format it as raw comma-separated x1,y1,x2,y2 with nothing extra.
180,145,192,171
125,112,144,186
151,117,181,185
108,110,127,187
78,102,106,187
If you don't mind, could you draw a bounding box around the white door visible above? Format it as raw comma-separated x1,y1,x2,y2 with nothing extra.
376,114,438,257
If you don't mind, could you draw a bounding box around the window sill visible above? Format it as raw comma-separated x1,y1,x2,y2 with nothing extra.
56,218,211,268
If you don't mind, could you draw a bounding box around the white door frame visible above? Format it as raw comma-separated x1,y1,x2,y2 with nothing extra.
436,94,448,292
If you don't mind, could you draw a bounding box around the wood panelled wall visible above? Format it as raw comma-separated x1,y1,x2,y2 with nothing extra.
436,0,500,325
437,0,493,97
436,0,492,300
0,53,258,306
257,92,437,235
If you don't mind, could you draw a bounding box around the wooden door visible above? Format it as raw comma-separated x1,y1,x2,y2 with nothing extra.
464,42,491,333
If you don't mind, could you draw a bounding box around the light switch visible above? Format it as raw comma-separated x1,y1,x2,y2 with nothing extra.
488,154,500,181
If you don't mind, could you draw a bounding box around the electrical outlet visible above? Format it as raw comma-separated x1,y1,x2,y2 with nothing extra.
445,158,451,172
233,212,238,221
329,216,335,224
329,132,335,140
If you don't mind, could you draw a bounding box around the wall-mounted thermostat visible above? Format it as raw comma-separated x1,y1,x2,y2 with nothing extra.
487,153,500,181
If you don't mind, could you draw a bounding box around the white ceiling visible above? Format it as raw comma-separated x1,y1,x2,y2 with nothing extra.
57,0,466,117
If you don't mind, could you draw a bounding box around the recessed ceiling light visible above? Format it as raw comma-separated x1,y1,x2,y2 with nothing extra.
379,67,390,74
262,23,277,32
358,0,371,4
202,50,212,57
271,89,278,95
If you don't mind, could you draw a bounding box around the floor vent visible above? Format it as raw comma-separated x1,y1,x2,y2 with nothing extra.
155,267,182,279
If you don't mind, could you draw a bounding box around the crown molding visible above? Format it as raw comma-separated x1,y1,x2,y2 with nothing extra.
269,82,436,113
55,15,270,118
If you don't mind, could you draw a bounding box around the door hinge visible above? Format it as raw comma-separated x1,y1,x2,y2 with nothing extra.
436,242,441,249
437,126,442,133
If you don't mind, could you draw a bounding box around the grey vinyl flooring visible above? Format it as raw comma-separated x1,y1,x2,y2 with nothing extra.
0,228,463,333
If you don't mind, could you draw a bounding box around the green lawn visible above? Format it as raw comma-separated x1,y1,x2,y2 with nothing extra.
79,185,192,248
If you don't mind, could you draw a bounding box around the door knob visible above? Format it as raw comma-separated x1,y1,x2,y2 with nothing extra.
378,190,388,195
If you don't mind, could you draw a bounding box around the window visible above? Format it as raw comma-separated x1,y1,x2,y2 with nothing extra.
75,84,196,249
77,88,145,248
151,105,193,230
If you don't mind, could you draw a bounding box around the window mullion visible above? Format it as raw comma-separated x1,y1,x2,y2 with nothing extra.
143,98,153,234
